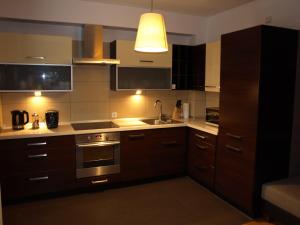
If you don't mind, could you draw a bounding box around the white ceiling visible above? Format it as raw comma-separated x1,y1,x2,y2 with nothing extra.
82,0,254,16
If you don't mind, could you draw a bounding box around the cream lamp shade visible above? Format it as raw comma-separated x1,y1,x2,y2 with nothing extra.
135,12,168,53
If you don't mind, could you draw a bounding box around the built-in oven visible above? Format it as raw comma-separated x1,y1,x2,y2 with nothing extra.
75,132,120,179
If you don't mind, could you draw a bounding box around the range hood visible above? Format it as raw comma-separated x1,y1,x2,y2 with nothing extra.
73,25,120,65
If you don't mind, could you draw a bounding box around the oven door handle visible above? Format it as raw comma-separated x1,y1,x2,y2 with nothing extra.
76,141,120,148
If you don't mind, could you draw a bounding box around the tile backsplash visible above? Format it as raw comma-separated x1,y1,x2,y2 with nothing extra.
0,65,208,128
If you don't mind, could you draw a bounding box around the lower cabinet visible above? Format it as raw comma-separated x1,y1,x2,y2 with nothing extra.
0,136,76,202
187,128,217,189
121,128,187,182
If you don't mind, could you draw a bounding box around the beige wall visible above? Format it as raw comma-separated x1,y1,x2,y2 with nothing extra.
0,65,205,128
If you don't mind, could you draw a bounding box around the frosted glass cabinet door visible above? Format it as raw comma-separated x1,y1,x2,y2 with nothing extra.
112,67,171,90
0,64,72,91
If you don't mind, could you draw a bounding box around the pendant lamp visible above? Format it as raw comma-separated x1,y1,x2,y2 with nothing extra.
135,0,168,53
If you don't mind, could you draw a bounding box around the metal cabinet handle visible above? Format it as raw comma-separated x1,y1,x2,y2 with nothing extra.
195,144,208,151
195,165,214,171
28,176,49,181
27,142,47,147
161,141,177,146
91,179,108,184
195,134,206,140
28,153,48,159
140,60,154,63
225,145,242,153
226,133,242,140
25,56,45,60
205,85,220,88
129,134,145,139
76,141,120,148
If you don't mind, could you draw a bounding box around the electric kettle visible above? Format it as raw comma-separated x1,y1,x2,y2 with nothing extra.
11,110,29,130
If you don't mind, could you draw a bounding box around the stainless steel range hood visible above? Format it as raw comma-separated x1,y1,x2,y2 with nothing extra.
73,25,120,65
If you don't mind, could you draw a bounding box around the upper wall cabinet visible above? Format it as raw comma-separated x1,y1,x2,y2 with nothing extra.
205,41,221,92
172,44,206,90
111,40,172,68
110,40,172,90
0,33,72,64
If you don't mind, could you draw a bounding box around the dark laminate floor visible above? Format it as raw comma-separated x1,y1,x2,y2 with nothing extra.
3,177,251,225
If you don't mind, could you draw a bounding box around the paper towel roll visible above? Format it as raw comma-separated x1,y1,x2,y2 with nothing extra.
183,103,189,119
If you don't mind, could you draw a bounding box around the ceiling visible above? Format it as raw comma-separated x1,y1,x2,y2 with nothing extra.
82,0,254,16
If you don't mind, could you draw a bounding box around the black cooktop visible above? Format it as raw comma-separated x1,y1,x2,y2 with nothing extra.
71,121,119,131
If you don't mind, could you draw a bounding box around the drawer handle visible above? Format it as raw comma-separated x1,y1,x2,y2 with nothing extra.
129,134,145,139
161,141,177,146
27,142,47,147
140,60,154,63
195,134,206,140
28,176,49,181
91,179,108,184
195,144,208,151
28,153,48,159
26,56,45,60
195,165,208,171
226,133,242,140
225,145,242,153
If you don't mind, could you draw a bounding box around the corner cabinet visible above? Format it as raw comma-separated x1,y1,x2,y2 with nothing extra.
215,25,298,216
172,44,205,90
0,33,72,64
110,40,172,90
205,41,221,92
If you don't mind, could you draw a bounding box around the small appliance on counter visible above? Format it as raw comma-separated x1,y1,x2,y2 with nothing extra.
206,107,219,126
11,110,29,130
45,110,59,129
31,113,40,129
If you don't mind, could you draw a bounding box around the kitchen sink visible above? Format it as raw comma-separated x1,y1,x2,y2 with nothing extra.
141,119,183,125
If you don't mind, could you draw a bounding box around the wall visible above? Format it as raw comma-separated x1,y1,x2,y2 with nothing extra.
206,0,300,42
0,0,206,44
0,65,202,128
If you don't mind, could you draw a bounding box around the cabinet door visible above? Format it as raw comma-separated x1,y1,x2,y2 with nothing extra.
0,33,22,63
121,130,155,181
21,34,72,64
116,40,172,68
215,27,261,215
205,41,221,92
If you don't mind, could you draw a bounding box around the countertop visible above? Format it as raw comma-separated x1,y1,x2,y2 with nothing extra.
0,118,218,140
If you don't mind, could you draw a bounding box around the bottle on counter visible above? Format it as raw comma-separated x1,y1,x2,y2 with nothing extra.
31,113,39,129
172,100,182,120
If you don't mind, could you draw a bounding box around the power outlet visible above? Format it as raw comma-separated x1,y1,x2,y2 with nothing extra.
111,112,118,118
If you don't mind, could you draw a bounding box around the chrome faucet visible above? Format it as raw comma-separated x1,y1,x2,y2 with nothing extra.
154,99,163,121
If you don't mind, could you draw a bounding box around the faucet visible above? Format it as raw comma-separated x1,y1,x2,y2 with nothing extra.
154,99,163,121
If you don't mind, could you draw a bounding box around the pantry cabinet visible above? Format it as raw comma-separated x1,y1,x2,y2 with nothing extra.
215,25,298,216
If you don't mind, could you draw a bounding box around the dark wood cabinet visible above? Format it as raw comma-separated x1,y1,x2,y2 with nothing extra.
215,25,298,216
188,129,217,189
172,44,205,90
0,135,76,201
121,128,186,182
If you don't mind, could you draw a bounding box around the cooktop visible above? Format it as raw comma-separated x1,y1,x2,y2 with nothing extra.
71,121,119,131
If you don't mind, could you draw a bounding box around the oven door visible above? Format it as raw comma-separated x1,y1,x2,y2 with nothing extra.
76,141,120,178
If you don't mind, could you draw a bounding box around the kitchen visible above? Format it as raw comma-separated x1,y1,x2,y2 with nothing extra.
0,0,300,225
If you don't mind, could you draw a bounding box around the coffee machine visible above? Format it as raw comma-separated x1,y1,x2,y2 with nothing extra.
11,110,29,130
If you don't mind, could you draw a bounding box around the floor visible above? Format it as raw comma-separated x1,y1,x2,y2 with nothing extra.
3,177,268,225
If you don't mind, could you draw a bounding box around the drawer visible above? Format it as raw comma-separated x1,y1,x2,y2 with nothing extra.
189,143,215,165
76,174,121,188
188,160,215,188
215,165,254,212
1,170,75,201
190,129,217,145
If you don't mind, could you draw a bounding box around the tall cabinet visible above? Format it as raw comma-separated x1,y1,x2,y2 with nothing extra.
215,25,298,216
